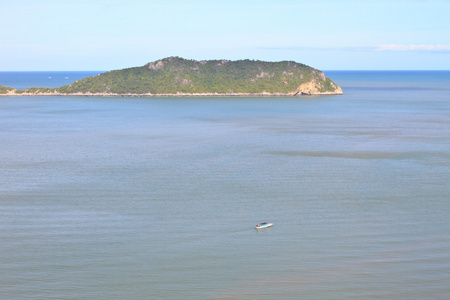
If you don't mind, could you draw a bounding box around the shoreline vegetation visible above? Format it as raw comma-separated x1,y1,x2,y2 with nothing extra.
0,57,343,97
0,91,343,97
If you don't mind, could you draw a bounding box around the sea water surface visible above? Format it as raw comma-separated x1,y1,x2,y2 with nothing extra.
0,71,104,90
1,71,449,299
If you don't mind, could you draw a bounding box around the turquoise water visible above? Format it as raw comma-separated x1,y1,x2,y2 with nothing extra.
1,72,449,299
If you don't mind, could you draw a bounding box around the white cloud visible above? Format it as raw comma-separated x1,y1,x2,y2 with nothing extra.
374,44,450,52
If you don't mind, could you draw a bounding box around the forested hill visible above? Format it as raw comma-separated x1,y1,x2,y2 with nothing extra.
1,57,343,96
56,57,342,95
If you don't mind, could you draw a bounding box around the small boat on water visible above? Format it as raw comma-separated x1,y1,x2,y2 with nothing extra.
255,222,273,229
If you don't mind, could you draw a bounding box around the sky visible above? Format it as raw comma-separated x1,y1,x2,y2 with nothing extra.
1,0,449,71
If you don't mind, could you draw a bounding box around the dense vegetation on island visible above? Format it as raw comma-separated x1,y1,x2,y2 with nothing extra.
0,84,14,94
1,57,343,96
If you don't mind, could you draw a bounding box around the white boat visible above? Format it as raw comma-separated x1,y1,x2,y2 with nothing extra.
255,222,273,229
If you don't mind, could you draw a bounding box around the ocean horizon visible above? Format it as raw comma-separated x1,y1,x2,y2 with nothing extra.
1,70,449,299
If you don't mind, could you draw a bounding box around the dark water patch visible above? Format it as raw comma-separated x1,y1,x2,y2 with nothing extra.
43,109,102,115
265,151,450,160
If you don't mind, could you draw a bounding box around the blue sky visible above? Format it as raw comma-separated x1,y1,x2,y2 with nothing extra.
1,0,449,70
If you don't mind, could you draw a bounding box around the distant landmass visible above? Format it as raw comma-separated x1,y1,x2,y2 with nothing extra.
1,57,343,96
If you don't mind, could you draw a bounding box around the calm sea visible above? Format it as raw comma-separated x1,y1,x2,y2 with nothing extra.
0,71,104,90
1,71,449,299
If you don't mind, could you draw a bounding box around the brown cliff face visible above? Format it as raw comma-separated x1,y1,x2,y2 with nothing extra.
294,79,343,95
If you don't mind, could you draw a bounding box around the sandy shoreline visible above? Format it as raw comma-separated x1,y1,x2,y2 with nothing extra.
0,91,343,97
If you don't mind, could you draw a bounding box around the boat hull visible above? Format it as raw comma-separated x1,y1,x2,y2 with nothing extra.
255,223,273,229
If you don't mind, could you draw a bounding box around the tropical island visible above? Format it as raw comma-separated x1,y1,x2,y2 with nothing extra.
0,57,342,97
